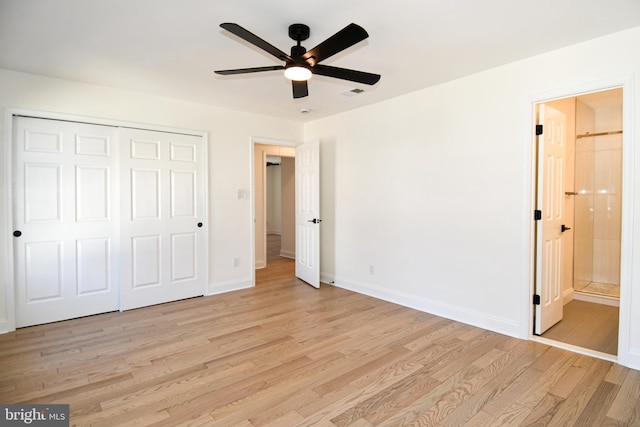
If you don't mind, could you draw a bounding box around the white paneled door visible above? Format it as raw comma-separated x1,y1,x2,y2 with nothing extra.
535,105,567,334
119,128,206,310
295,140,320,288
13,117,119,327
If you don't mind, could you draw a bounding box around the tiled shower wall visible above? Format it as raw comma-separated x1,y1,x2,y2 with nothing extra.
574,100,622,286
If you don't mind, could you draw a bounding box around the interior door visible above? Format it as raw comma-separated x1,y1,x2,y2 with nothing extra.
295,140,320,288
13,117,119,327
535,104,567,334
119,128,206,310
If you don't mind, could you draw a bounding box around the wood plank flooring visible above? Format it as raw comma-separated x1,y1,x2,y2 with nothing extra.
0,236,638,426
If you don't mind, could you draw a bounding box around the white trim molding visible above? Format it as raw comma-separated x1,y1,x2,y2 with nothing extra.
332,276,521,339
207,278,254,296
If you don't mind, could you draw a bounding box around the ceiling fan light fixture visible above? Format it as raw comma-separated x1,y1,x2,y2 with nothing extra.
215,23,380,98
284,66,312,81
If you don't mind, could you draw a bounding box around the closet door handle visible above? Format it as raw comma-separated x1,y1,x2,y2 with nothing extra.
561,224,571,232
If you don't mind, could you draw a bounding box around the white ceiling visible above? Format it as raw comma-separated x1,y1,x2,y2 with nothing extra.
1,0,640,123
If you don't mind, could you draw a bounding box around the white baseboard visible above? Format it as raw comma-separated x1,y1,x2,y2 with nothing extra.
531,335,617,363
563,288,574,305
0,319,12,334
573,291,620,307
279,250,295,259
320,272,335,285
207,278,253,295
330,276,521,338
618,350,640,371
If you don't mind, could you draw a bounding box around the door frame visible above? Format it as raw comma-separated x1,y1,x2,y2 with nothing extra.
1,108,209,333
526,75,635,365
249,137,299,286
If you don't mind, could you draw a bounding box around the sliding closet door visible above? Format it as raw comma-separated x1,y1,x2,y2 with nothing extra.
119,128,206,310
13,117,120,327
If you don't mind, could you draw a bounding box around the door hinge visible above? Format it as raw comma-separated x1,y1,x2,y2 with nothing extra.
534,210,542,220
535,124,543,135
533,294,541,305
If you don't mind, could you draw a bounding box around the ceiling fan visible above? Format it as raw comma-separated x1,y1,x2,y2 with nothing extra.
214,22,381,99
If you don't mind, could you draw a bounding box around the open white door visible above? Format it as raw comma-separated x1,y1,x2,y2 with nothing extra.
535,104,567,334
295,140,320,288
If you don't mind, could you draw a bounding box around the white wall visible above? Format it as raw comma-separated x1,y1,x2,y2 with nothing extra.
592,105,623,285
266,164,282,234
304,26,640,369
280,157,296,258
254,145,267,269
0,69,303,330
574,98,623,288
575,100,597,287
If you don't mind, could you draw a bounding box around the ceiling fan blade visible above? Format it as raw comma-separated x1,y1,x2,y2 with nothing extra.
312,64,381,85
303,23,369,65
292,80,309,98
215,65,284,75
220,23,292,62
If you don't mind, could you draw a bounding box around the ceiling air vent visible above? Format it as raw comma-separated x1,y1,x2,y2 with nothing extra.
343,88,365,97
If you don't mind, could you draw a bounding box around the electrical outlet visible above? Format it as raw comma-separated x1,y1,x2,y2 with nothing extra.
369,265,375,275
232,257,239,268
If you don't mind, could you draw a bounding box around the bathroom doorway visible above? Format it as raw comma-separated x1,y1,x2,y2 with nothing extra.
534,88,622,355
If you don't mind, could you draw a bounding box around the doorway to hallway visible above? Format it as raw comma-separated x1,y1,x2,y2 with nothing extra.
254,143,296,270
251,139,322,289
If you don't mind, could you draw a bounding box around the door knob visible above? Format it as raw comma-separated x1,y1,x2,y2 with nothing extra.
561,224,571,232
13,230,22,237
307,218,322,224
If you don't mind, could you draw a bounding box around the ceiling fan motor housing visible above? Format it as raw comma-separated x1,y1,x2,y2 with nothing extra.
289,23,310,42
291,45,307,57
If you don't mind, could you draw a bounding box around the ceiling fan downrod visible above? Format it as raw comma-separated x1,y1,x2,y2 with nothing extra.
289,23,310,57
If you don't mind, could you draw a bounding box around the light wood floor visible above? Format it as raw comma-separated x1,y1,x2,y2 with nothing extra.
1,237,639,426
